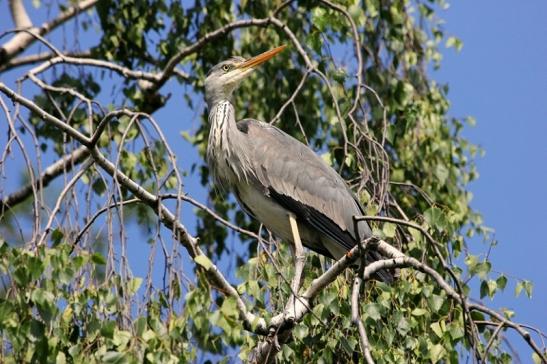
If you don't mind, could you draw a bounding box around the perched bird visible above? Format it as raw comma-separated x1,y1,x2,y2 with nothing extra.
204,45,392,282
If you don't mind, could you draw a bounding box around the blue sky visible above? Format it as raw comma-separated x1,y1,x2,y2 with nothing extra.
0,0,545,360
433,0,547,358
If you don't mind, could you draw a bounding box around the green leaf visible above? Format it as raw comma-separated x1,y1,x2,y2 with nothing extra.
56,352,66,364
51,229,64,246
293,324,309,341
424,207,447,231
383,223,397,238
311,8,328,31
102,351,127,364
91,252,107,265
92,178,107,195
134,317,147,337
532,352,544,364
475,261,492,279
448,324,464,340
12,266,28,286
111,330,131,349
496,275,508,290
180,130,195,143
411,308,428,316
502,308,515,319
446,36,464,51
479,280,497,299
523,280,533,298
31,288,55,307
515,281,523,297
321,152,332,165
430,321,444,338
194,254,213,270
364,303,382,321
100,321,116,339
435,164,449,185
220,297,238,318
428,294,444,312
515,280,533,298
396,316,410,336
340,335,356,355
128,277,143,295
430,343,446,363
142,329,156,342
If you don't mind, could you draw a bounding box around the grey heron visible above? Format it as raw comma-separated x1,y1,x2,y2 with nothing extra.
204,45,392,284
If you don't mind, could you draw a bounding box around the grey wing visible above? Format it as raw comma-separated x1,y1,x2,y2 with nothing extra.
238,119,372,250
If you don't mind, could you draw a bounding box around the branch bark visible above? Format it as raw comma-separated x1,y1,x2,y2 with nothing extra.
0,18,545,363
1,0,98,65
0,145,89,213
8,0,32,29
248,238,546,363
352,275,374,364
0,81,265,335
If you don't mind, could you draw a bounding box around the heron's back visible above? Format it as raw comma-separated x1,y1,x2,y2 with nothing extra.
234,119,372,251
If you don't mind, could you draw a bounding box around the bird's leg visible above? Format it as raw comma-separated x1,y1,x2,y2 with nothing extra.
285,213,305,323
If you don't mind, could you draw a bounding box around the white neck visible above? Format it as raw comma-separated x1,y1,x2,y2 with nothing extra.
206,100,245,185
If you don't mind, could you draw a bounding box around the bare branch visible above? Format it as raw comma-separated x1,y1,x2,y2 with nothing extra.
0,145,89,212
24,55,171,83
483,321,505,362
8,0,33,29
0,50,92,73
249,238,546,362
0,0,98,64
149,18,272,92
352,275,374,364
0,84,266,335
36,158,92,247
160,193,260,240
0,82,91,144
318,0,363,120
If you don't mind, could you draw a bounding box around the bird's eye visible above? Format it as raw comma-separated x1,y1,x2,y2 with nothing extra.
222,64,230,72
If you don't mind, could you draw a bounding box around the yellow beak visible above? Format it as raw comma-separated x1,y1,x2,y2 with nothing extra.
238,45,287,70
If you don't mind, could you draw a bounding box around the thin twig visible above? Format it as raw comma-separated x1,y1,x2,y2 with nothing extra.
0,0,98,64
351,275,375,364
37,158,92,247
0,145,89,212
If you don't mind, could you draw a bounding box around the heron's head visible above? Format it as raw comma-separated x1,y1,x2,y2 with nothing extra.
204,45,286,108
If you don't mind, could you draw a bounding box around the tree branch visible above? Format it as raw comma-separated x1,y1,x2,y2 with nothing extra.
0,145,89,213
1,0,98,65
352,275,374,364
0,83,267,335
0,50,92,73
148,18,272,93
248,238,546,362
36,158,92,247
1,36,544,362
8,0,32,29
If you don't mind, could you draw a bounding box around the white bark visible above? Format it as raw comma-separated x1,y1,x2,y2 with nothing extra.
9,0,32,28
1,0,98,64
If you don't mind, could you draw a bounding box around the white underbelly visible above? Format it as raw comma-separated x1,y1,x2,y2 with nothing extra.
236,183,295,243
235,183,348,260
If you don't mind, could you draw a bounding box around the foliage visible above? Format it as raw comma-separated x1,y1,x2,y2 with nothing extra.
0,240,197,363
0,0,543,363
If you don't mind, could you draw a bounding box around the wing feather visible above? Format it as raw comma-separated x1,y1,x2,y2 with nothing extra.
238,119,372,246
